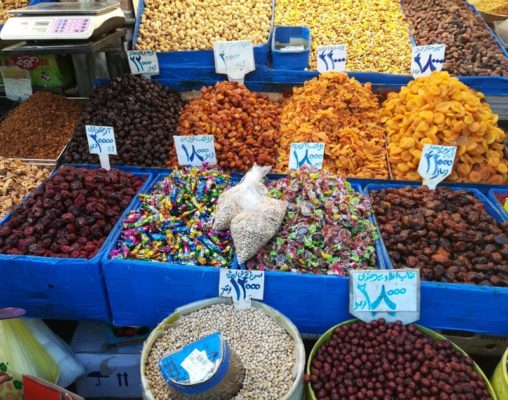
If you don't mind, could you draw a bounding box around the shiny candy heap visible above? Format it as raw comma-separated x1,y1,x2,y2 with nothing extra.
110,167,233,267
246,168,378,275
382,71,507,183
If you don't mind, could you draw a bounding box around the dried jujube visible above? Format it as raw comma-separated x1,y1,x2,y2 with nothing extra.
372,186,508,286
62,74,184,167
307,319,492,400
0,166,144,258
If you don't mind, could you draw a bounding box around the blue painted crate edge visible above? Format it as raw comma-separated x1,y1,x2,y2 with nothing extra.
132,0,274,67
488,188,508,219
0,165,153,321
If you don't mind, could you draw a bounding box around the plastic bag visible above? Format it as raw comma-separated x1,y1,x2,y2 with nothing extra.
213,164,287,263
0,319,60,400
23,319,85,388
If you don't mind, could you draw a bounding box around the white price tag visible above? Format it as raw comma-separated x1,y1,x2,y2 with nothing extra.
180,349,215,384
418,144,457,190
411,44,446,78
288,143,325,170
317,45,347,72
1,67,32,101
174,135,217,167
85,125,117,170
213,40,255,83
127,50,160,75
350,269,420,325
219,269,264,309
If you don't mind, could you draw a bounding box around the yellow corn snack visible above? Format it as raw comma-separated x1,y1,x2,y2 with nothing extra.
277,72,389,179
382,71,508,184
274,0,412,73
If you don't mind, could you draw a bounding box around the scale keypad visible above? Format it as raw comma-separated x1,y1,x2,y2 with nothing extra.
51,17,90,34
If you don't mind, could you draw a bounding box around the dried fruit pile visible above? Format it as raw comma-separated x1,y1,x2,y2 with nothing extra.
0,0,28,24
275,0,411,72
308,319,492,399
372,186,508,286
110,167,233,267
382,71,508,183
246,168,378,275
62,75,183,167
0,166,144,258
172,82,281,171
0,92,83,159
0,157,51,220
402,0,508,76
277,73,389,178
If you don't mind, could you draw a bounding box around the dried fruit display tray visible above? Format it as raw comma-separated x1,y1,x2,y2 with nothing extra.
488,188,508,219
131,0,274,69
0,165,154,321
365,181,508,335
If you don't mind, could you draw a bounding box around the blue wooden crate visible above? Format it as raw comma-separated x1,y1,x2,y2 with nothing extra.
132,0,274,69
102,170,240,327
0,165,153,321
365,181,508,335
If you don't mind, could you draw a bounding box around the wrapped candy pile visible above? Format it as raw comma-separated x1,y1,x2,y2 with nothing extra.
246,169,378,275
110,167,234,267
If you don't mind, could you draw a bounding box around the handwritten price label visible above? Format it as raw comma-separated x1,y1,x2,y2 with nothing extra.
127,50,159,75
317,45,347,72
288,143,325,170
219,269,264,309
411,44,446,78
418,144,457,189
350,269,420,324
213,40,255,82
85,125,117,170
174,135,217,167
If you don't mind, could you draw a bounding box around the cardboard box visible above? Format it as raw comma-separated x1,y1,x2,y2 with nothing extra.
71,322,143,398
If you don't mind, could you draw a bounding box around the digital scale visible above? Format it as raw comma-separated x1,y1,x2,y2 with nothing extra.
0,2,126,41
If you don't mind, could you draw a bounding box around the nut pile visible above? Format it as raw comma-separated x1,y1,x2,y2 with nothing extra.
402,0,508,76
110,167,234,267
62,75,183,167
246,168,379,275
0,0,28,24
145,304,296,400
308,319,492,399
0,157,51,220
275,0,411,72
0,166,144,258
277,73,389,178
136,0,271,51
173,82,281,171
0,92,84,159
372,186,508,286
382,72,508,183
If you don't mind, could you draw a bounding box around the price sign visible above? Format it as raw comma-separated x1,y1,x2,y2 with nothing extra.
288,143,325,170
316,45,347,73
213,40,255,83
127,50,159,75
1,67,32,101
350,269,420,324
411,44,446,78
219,269,264,309
174,135,217,167
418,144,457,189
85,125,117,170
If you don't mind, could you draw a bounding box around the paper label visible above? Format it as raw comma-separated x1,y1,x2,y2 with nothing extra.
213,40,255,81
219,269,264,309
127,50,159,75
1,67,32,101
288,143,325,169
173,135,217,167
317,45,347,72
418,144,457,189
180,349,215,384
85,125,117,170
411,44,446,78
350,269,420,324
